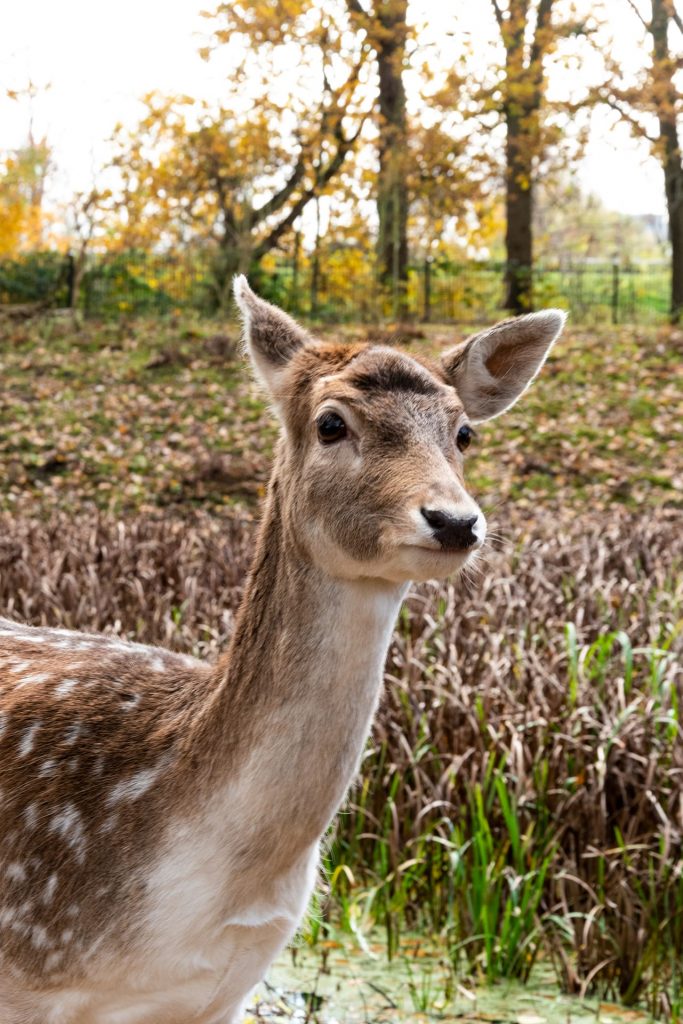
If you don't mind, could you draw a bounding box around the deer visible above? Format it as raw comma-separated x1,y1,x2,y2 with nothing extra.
0,277,565,1023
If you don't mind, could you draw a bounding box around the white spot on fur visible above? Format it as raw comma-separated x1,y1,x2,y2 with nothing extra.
19,721,41,758
106,763,164,805
6,863,26,883
55,678,79,697
0,907,16,928
49,804,87,865
149,657,165,672
43,873,59,905
31,924,50,949
60,927,74,944
16,672,50,689
45,949,64,970
99,813,118,835
9,661,32,674
38,759,56,778
63,722,81,747
24,803,38,831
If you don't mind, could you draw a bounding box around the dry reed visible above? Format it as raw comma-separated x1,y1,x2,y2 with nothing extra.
0,505,681,1012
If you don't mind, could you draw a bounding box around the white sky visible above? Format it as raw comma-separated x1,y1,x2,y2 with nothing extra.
0,0,667,219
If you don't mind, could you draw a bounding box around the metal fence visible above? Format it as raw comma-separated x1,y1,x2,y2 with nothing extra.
0,250,673,324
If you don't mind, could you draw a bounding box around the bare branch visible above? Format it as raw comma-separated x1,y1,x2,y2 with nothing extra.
490,0,504,31
252,157,306,225
624,0,652,30
255,35,367,232
670,2,683,35
537,0,554,32
601,93,659,143
253,115,367,262
530,0,555,69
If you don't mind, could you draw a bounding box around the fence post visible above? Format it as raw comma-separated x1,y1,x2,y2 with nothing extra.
611,260,620,325
66,252,76,309
423,257,432,323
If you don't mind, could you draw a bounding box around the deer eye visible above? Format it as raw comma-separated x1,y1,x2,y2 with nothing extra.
457,424,475,452
317,412,347,444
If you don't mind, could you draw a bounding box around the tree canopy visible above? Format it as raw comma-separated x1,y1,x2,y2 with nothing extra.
4,0,682,315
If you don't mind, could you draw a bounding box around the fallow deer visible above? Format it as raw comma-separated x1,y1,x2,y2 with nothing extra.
0,278,565,1023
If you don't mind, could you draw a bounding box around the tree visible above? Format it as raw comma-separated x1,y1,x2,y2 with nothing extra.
208,0,411,312
429,3,592,312
107,10,366,307
597,0,683,320
407,120,491,260
489,0,584,311
494,0,552,311
206,2,492,315
113,98,361,282
346,0,409,308
0,135,52,255
60,186,115,308
0,83,54,255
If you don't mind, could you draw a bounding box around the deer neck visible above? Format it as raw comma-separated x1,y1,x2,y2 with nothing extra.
195,476,406,854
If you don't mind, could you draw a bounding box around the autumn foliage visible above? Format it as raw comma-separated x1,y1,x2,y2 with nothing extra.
2,1,683,316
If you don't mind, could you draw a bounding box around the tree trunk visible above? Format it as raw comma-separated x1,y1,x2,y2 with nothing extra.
311,198,321,318
214,239,249,313
651,0,683,322
668,176,683,321
375,0,409,316
504,115,534,313
497,0,554,314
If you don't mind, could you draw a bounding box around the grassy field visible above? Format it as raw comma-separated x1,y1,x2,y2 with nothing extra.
0,310,682,1020
0,313,681,517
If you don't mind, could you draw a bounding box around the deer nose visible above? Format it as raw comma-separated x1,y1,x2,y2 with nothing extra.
420,508,480,551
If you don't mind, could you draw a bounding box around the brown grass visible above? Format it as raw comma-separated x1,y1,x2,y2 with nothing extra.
0,505,681,1012
375,505,683,1009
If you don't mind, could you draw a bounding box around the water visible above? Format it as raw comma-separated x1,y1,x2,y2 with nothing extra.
247,938,652,1023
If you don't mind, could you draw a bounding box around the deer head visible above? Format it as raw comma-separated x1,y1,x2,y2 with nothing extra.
234,276,565,585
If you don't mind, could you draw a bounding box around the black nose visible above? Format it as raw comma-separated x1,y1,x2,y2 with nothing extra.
421,508,479,551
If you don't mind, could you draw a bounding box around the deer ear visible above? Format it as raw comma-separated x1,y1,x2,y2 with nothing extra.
233,275,310,397
441,309,566,422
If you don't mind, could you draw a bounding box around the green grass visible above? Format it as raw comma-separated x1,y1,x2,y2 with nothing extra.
319,607,683,1016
